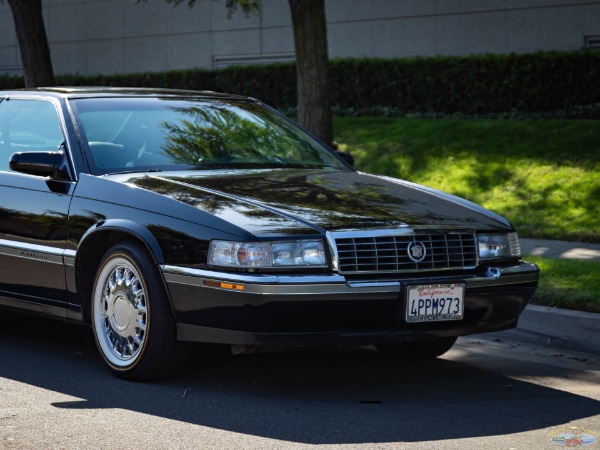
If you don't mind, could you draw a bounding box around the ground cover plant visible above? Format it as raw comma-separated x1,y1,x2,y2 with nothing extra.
524,256,600,313
334,117,600,243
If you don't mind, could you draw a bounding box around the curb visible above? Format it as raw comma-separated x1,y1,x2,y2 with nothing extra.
508,305,600,355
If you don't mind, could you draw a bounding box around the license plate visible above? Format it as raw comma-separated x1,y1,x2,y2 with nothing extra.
406,283,464,323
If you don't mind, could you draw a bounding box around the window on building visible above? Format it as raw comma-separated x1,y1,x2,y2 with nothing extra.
584,35,600,49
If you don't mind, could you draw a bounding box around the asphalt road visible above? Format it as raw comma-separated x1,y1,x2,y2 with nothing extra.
1,311,599,450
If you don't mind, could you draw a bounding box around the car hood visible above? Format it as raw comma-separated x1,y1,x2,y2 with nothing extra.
124,168,512,236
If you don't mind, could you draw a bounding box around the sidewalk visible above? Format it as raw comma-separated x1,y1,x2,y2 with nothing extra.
520,238,600,262
506,238,600,355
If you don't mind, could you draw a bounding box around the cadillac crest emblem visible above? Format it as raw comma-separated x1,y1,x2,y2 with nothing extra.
407,241,427,263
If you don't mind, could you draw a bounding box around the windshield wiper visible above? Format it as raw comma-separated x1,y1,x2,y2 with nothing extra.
105,169,164,175
189,162,328,170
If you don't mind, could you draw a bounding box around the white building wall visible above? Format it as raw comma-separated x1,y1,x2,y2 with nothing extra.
0,0,598,76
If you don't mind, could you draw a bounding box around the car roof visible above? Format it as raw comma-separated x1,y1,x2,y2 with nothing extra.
0,86,252,101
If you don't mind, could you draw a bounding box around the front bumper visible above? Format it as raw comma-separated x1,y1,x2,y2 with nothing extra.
161,262,539,346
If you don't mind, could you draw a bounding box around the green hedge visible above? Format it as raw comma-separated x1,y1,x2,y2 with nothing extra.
215,63,297,109
0,75,25,90
328,51,600,115
2,50,598,116
57,68,218,92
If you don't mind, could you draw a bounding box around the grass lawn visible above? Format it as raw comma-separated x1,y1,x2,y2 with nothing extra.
524,255,600,314
334,117,600,243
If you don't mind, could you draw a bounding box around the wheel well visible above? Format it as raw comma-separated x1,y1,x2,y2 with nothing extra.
75,230,158,324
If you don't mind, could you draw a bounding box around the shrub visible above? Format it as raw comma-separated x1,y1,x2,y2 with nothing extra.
2,50,598,117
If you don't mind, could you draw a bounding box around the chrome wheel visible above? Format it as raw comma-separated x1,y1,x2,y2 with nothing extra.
93,255,148,368
92,242,189,380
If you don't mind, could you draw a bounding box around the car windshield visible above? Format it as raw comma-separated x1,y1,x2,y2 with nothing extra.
70,97,347,175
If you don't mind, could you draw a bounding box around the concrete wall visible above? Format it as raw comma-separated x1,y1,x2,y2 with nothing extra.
1,0,599,76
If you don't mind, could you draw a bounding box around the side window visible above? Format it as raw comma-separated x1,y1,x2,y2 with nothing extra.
0,99,64,172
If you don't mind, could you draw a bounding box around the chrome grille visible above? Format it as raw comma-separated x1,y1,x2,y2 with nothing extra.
333,232,478,274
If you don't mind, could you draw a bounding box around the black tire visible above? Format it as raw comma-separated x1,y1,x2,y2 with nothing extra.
376,336,458,360
91,241,189,380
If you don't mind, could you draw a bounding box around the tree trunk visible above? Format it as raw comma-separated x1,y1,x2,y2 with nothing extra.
8,0,55,87
288,0,332,146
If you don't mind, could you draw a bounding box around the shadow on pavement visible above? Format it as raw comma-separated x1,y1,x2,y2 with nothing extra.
1,311,599,445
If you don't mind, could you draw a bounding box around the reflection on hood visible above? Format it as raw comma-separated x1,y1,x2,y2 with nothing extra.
127,168,511,235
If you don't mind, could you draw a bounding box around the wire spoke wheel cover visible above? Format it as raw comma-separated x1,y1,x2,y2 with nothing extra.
93,254,149,369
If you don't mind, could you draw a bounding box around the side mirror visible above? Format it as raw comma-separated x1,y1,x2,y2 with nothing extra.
336,151,355,167
9,151,71,180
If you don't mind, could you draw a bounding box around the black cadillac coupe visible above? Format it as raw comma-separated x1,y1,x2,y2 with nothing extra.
0,88,539,380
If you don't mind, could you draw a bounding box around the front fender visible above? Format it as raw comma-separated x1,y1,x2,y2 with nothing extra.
78,218,165,264
74,219,166,323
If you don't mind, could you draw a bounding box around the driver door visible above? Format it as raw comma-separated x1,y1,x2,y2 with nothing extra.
0,97,75,315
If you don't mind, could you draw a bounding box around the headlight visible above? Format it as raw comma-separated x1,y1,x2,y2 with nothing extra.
478,232,521,261
208,240,327,268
